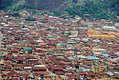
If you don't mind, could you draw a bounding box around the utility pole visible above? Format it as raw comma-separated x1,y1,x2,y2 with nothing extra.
0,31,3,48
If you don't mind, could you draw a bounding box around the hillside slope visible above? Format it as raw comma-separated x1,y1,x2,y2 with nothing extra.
0,0,67,11
0,0,119,21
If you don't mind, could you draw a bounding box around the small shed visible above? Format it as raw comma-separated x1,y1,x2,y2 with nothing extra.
23,47,33,51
